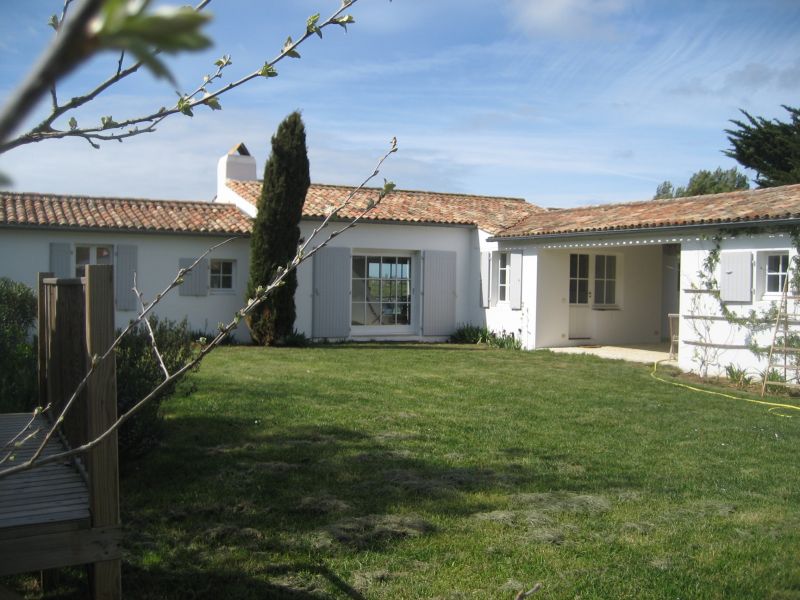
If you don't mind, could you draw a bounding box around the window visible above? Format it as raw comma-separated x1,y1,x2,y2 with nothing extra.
594,255,617,305
75,245,112,277
210,259,235,291
498,252,509,302
569,254,589,304
766,253,789,293
351,256,411,326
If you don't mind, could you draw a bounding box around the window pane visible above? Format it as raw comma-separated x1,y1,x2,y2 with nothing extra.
595,280,604,304
397,258,410,279
606,256,616,279
96,246,112,265
382,280,396,300
367,257,381,278
579,254,589,278
397,281,410,302
381,303,396,325
570,254,577,278
365,302,381,325
768,273,780,293
595,255,605,279
499,269,507,285
569,280,577,304
222,261,233,276
352,279,366,302
781,255,789,271
500,253,508,268
351,302,366,326
606,283,616,305
499,286,507,302
222,274,233,289
578,279,588,304
352,256,366,278
397,304,410,325
76,246,90,265
367,280,381,301
381,257,395,279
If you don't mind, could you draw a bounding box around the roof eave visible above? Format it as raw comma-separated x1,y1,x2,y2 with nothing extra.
0,223,251,237
488,217,800,242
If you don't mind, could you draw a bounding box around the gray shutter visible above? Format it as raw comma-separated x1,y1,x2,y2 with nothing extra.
480,251,490,308
178,257,209,296
312,246,351,339
115,244,138,310
422,250,456,336
49,243,72,278
510,251,523,310
719,252,752,303
489,252,500,307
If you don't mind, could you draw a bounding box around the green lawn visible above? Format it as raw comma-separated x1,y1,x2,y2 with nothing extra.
81,345,800,597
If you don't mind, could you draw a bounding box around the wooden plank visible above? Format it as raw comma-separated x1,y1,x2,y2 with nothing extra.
0,525,121,576
38,273,53,412
0,518,86,543
84,265,121,600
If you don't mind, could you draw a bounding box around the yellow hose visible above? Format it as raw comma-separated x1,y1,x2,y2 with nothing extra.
650,360,800,418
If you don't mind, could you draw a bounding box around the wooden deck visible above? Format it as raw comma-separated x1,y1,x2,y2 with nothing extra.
0,414,119,577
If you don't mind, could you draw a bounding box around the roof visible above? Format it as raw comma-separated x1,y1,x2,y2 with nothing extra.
0,192,252,235
226,180,544,235
496,184,800,238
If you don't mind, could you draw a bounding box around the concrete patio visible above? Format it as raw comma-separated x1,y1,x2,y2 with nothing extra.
546,343,677,366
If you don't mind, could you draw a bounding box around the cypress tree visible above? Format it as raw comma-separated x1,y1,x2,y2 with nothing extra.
246,112,310,345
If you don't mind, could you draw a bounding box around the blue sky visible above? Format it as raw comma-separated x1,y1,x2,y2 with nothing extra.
1,0,798,208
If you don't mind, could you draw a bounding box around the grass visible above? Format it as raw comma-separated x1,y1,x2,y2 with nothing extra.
12,344,800,598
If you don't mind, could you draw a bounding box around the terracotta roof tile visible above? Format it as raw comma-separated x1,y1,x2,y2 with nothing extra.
496,184,800,238
227,180,543,235
0,192,252,235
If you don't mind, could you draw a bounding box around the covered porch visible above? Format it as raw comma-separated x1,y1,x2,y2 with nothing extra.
531,240,681,352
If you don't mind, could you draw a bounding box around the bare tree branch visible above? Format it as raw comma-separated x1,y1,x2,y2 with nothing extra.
0,138,397,479
133,273,170,381
0,0,361,153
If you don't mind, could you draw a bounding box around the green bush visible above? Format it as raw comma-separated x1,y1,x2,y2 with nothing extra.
450,324,491,344
450,324,521,350
0,278,37,412
116,316,196,461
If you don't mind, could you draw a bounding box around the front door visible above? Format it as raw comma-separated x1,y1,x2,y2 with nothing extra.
569,253,591,339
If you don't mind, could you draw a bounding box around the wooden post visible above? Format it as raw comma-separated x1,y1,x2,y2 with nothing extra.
37,273,53,411
84,265,121,600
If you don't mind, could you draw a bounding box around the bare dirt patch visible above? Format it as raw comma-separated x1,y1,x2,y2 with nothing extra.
322,514,435,549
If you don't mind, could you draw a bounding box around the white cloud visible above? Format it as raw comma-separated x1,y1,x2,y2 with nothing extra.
506,0,632,38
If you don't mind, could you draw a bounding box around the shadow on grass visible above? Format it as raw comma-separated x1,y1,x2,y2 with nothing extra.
117,416,642,597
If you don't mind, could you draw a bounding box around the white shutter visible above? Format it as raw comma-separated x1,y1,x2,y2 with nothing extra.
312,246,351,339
422,250,456,336
489,252,500,307
115,245,138,310
719,252,752,303
510,251,523,310
49,243,72,278
479,251,490,308
178,258,209,296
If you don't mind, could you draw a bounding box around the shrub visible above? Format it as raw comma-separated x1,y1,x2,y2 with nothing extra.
0,278,37,412
450,324,522,350
487,330,523,351
725,364,752,389
450,324,491,344
115,316,196,461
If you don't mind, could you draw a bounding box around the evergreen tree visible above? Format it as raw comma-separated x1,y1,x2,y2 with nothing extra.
246,112,310,345
725,105,800,188
652,167,749,199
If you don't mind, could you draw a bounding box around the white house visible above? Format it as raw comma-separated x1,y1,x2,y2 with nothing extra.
3,143,800,377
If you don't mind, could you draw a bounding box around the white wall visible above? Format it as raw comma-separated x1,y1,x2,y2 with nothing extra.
0,228,251,340
678,231,796,377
